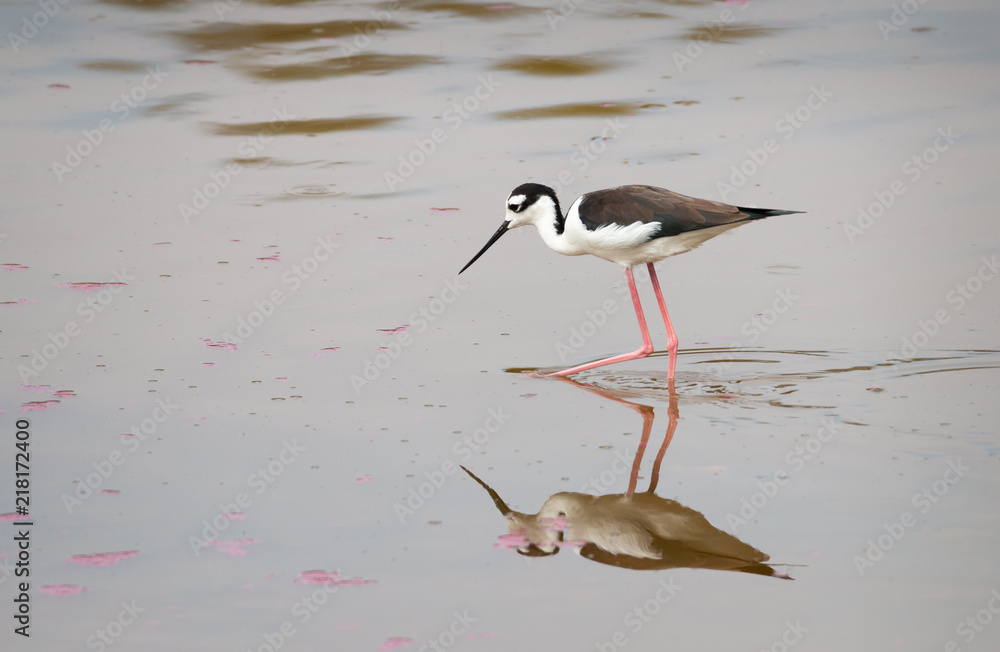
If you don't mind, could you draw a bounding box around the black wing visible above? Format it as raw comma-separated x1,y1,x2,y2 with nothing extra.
579,185,801,239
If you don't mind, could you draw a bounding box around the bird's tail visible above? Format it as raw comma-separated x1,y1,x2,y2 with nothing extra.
738,207,805,218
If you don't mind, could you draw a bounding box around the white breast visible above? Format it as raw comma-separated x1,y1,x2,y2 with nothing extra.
560,197,746,267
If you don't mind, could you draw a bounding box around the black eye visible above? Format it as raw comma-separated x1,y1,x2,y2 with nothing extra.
508,203,522,212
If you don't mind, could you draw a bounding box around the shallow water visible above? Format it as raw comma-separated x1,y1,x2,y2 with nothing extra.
2,0,999,650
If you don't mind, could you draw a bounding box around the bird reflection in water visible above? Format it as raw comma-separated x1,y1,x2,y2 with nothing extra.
463,378,793,579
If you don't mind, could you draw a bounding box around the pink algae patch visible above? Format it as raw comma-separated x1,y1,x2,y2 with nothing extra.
21,400,59,412
1,299,35,306
200,338,238,351
55,282,128,292
21,385,74,398
69,550,139,567
493,532,531,550
40,584,87,596
355,475,374,483
208,539,257,557
1,513,29,522
293,570,376,587
100,489,120,494
223,512,245,521
377,325,409,334
380,637,413,650
257,255,280,262
466,632,497,640
430,207,459,212
2,263,28,271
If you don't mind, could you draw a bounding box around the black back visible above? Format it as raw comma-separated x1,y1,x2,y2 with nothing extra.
578,185,801,239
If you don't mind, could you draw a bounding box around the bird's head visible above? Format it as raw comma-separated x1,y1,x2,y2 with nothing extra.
503,182,560,229
459,183,561,274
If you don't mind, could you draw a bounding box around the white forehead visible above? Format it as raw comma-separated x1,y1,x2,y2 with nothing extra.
507,193,527,207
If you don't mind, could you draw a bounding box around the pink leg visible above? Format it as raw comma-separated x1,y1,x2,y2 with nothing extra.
645,387,678,494
647,262,678,381
626,403,654,497
549,267,654,377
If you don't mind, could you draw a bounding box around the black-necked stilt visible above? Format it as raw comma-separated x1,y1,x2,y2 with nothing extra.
461,380,792,578
459,183,802,379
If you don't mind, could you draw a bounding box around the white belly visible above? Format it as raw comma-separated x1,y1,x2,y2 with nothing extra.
562,213,746,268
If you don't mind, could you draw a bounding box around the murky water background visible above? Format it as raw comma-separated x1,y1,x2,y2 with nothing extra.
2,0,999,649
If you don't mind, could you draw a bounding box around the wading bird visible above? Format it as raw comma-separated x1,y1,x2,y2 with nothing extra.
459,183,801,379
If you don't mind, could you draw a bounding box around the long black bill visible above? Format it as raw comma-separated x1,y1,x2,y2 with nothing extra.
460,465,512,516
459,220,510,274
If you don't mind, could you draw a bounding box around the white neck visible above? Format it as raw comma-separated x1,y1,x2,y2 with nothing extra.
513,195,585,256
